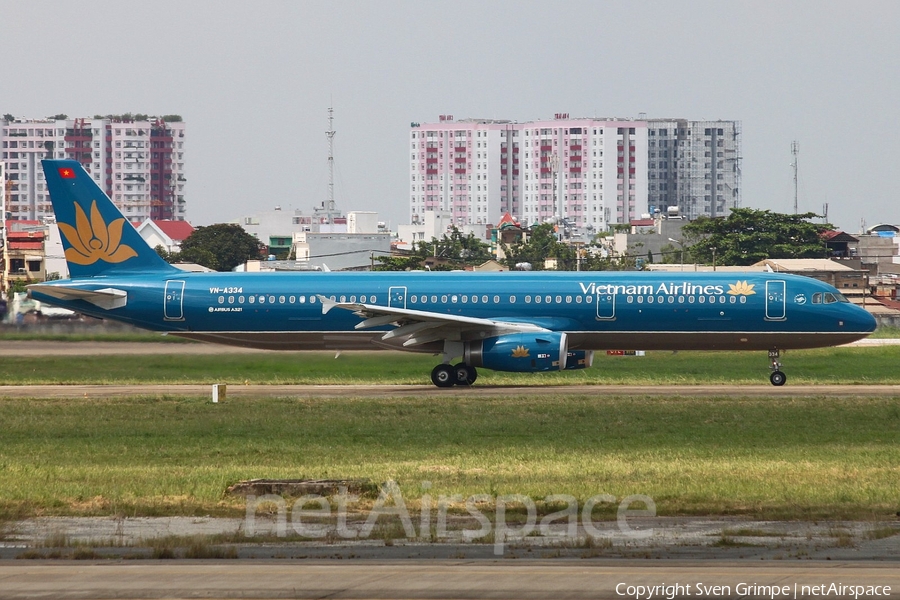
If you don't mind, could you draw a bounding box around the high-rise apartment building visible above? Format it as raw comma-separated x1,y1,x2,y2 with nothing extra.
647,119,741,220
1,116,186,222
409,115,739,231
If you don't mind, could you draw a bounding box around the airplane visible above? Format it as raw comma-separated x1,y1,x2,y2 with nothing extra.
28,159,877,387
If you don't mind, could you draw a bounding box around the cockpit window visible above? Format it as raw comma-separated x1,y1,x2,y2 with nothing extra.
835,293,850,303
812,292,822,304
823,293,837,304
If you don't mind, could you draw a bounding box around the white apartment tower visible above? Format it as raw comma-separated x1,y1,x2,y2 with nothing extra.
410,115,739,230
410,115,650,232
1,115,186,223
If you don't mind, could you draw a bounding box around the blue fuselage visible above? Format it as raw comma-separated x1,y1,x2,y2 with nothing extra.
30,270,876,352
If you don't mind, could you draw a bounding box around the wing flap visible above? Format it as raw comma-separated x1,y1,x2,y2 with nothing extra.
321,298,549,348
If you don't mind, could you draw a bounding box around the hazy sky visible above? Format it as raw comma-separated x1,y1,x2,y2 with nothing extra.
3,0,898,232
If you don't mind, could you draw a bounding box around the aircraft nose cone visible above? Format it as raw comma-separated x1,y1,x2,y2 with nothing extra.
851,305,877,333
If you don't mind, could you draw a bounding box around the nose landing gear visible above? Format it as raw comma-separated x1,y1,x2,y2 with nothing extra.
768,349,786,386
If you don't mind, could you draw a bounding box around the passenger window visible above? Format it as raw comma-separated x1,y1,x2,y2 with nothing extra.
545,295,551,303
269,296,276,304
555,295,562,303
410,295,417,303
441,295,448,303
299,296,305,303
431,295,437,303
309,296,316,303
535,296,542,304
525,295,531,303
576,296,582,304
350,296,356,303
228,296,234,304
472,295,478,303
451,295,458,303
461,295,467,303
482,295,488,303
565,295,572,303
239,296,245,304
218,296,224,304
289,296,295,303
509,296,516,303
494,295,500,303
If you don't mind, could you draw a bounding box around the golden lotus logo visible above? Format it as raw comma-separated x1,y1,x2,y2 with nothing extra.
511,345,530,358
727,281,756,296
59,201,138,265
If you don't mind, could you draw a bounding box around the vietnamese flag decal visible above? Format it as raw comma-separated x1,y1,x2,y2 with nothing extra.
59,167,76,179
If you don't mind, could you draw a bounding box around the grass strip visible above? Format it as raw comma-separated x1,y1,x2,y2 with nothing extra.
0,393,898,521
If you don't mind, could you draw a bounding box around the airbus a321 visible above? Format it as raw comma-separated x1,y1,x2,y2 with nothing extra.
28,159,876,387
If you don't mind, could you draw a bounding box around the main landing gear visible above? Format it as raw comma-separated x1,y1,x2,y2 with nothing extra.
768,349,786,386
430,363,477,388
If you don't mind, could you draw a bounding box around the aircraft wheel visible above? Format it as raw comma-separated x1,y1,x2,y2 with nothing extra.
431,364,456,388
770,371,786,386
454,363,477,386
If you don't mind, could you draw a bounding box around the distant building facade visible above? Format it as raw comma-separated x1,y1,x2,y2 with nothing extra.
1,115,186,223
408,115,740,232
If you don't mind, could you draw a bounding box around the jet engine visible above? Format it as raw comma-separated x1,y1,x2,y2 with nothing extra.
465,332,571,373
563,349,594,370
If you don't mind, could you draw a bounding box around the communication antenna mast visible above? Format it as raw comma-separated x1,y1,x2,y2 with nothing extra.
791,140,799,214
326,106,336,221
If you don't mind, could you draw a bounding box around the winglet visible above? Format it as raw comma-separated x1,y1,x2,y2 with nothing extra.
42,159,178,278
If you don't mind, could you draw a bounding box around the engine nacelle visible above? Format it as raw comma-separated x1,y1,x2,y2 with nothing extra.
564,350,594,370
465,332,568,373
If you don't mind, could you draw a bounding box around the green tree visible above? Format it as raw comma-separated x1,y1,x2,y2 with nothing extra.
177,224,265,271
682,208,830,266
375,227,492,271
501,223,575,270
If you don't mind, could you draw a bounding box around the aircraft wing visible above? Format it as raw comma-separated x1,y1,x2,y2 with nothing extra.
320,297,549,347
28,283,128,310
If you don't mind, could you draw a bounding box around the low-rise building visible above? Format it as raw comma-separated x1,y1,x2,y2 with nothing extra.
137,219,195,254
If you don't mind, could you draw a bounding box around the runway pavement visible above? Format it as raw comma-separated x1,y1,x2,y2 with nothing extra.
1,560,898,599
1,382,900,399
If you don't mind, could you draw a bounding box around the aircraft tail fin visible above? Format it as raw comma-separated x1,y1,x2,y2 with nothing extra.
42,159,178,278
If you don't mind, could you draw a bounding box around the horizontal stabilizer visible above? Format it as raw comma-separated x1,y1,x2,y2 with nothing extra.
28,284,127,310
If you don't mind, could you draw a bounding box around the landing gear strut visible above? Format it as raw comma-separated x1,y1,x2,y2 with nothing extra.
768,349,786,386
430,363,478,387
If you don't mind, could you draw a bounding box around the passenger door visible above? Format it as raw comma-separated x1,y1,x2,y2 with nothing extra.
765,280,786,321
164,280,185,321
